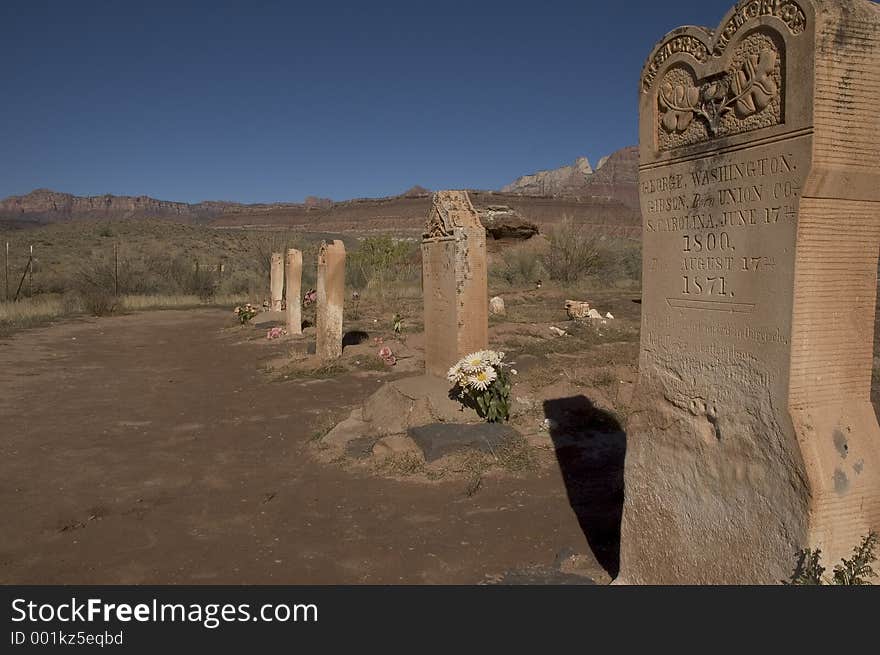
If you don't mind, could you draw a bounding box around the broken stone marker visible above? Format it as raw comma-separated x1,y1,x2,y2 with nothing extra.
621,0,880,584
316,240,345,361
286,248,303,335
270,252,284,311
421,190,489,377
565,300,591,321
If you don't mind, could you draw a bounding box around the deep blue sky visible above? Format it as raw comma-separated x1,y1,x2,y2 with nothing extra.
2,0,737,203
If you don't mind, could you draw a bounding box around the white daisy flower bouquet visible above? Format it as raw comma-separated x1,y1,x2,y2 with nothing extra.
447,349,515,423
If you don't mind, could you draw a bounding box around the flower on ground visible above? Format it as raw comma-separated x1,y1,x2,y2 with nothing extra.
378,345,396,366
447,361,463,384
447,349,510,423
266,326,287,340
234,303,258,324
466,366,497,391
462,352,486,373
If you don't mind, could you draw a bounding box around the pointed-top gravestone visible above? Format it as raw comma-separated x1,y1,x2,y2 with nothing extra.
421,191,488,378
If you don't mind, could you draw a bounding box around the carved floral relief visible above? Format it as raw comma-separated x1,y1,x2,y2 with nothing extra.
657,32,784,150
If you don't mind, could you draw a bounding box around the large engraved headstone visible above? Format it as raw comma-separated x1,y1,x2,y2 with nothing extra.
316,240,345,361
422,191,488,378
621,0,880,584
270,252,284,312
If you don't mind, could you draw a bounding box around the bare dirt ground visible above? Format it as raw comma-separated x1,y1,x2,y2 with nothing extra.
0,302,635,584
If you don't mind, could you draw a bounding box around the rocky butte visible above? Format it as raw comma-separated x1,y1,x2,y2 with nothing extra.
502,146,640,209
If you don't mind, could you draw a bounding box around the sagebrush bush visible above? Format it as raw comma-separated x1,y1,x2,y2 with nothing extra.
594,237,642,285
493,245,545,286
541,217,603,283
346,236,420,296
80,288,118,316
534,217,642,286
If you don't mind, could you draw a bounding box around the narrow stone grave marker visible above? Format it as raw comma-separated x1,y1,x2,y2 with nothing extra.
286,248,303,335
270,252,284,312
316,240,345,361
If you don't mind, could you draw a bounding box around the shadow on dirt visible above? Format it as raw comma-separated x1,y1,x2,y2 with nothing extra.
542,395,626,578
342,330,370,347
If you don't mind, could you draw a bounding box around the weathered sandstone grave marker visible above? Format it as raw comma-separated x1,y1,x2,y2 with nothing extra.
286,248,303,335
316,240,345,361
621,0,880,584
270,252,284,311
421,191,488,377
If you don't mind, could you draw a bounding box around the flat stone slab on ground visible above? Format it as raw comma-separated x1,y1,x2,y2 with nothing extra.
323,411,368,448
252,310,286,327
407,422,520,462
485,567,596,586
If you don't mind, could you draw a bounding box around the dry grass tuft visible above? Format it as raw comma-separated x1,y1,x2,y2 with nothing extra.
121,293,247,311
376,452,426,477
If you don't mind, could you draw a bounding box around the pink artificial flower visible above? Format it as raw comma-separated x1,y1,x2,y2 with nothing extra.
378,346,396,366
266,326,286,340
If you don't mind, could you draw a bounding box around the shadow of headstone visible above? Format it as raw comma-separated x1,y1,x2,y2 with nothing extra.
542,395,626,578
342,330,370,347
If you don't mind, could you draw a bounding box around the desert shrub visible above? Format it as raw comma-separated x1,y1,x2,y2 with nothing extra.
789,531,877,585
541,217,603,283
594,238,642,285
619,240,642,280
493,245,544,287
219,269,261,297
74,255,116,293
186,265,218,301
60,291,83,314
80,288,118,316
347,236,419,295
243,231,304,278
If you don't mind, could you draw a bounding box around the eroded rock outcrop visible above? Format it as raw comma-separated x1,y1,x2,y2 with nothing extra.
477,205,539,240
501,146,639,209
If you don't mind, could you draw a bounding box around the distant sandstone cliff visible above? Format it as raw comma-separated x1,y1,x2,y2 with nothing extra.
0,189,337,224
0,188,206,223
0,150,640,236
501,146,638,209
